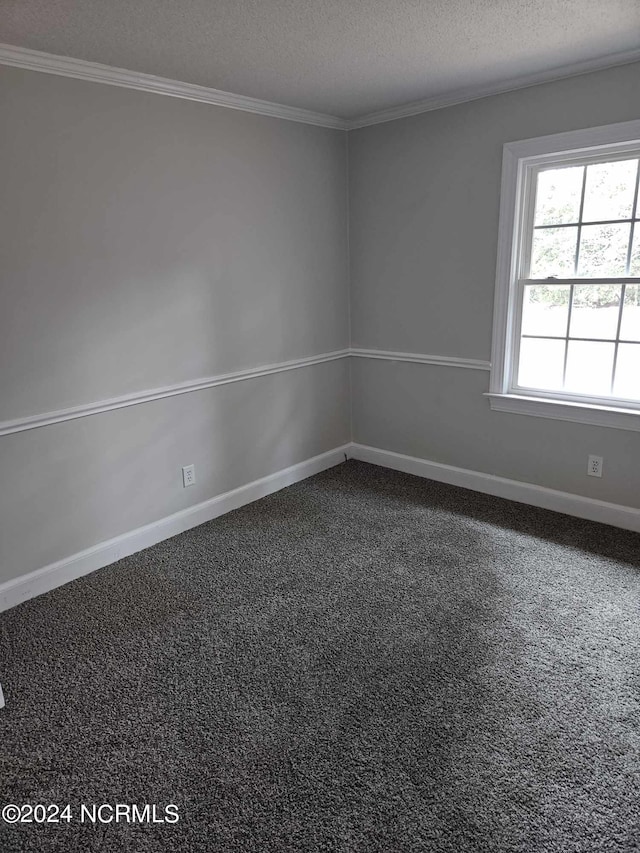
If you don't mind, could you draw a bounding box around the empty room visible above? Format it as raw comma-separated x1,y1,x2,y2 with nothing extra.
1,1,639,851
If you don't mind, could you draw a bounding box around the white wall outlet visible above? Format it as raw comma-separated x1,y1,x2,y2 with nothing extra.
587,455,603,478
182,464,196,487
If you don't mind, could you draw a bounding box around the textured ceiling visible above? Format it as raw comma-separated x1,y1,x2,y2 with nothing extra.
1,0,639,119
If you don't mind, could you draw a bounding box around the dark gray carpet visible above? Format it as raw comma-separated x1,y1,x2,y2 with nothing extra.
1,460,639,853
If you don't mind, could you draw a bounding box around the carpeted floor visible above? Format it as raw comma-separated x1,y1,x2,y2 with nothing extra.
1,460,639,853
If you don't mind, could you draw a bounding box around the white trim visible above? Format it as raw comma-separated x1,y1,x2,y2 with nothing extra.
350,348,490,371
0,43,348,130
12,340,640,439
498,119,640,163
347,49,640,129
0,445,350,613
490,142,524,395
0,348,489,436
486,393,640,432
350,443,640,533
489,119,640,423
2,43,639,133
0,350,350,436
3,439,639,613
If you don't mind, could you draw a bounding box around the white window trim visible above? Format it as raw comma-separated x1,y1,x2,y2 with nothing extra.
488,118,640,432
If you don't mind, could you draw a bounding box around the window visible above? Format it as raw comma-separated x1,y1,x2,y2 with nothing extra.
489,120,640,431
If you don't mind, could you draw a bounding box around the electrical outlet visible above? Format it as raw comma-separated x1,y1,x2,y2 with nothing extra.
587,455,603,478
182,464,196,488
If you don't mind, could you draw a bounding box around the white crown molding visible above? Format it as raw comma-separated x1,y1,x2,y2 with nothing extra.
350,443,640,533
0,349,350,437
0,444,350,613
0,43,349,130
347,47,640,129
3,43,639,133
351,348,490,371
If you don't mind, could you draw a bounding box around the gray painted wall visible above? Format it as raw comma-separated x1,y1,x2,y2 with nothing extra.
2,59,640,588
349,61,640,508
0,67,350,584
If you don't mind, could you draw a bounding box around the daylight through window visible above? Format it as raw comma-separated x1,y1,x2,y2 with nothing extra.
516,154,640,403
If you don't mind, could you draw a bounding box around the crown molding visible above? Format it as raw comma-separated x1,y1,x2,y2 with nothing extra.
347,47,640,129
2,42,639,132
0,43,349,130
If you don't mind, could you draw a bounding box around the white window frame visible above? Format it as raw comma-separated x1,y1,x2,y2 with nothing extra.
488,119,640,432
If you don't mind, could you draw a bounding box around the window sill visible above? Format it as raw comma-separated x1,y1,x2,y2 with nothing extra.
485,393,640,432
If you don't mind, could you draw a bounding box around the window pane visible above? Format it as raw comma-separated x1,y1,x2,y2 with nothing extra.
582,159,638,222
517,338,565,390
530,227,577,278
522,285,570,337
534,166,583,225
613,343,640,400
620,284,640,341
564,340,615,395
577,223,630,277
630,229,640,277
569,284,621,340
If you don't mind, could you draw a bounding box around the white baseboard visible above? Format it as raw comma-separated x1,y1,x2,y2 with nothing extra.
349,443,640,534
3,440,637,614
0,445,349,613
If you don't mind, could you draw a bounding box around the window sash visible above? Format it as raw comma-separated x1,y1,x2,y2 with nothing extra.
510,278,640,407
521,156,640,280
507,146,640,408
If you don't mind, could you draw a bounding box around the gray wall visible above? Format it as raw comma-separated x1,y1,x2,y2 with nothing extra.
3,59,640,587
0,67,350,584
349,61,640,508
